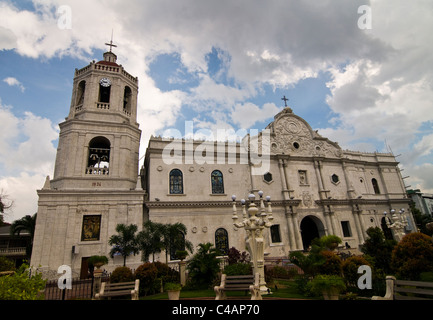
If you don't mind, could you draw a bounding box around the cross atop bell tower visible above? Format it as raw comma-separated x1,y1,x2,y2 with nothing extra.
105,32,117,52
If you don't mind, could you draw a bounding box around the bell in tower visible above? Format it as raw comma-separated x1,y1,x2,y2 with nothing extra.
31,42,146,278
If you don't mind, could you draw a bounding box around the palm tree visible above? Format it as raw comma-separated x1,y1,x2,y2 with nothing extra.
108,224,140,266
161,222,194,263
10,213,37,259
187,242,221,289
137,220,165,262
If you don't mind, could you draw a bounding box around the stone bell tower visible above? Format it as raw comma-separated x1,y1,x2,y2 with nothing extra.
31,42,146,279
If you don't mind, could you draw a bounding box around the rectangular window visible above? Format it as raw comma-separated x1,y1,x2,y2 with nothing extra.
270,225,282,243
81,215,101,241
341,221,352,238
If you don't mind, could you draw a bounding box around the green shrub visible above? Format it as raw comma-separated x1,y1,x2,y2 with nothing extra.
164,282,182,291
110,266,134,283
318,251,342,275
187,243,221,289
342,255,371,286
310,274,346,296
361,227,396,274
0,256,16,272
391,232,433,280
0,264,46,300
134,262,159,296
153,261,180,285
317,235,342,250
269,265,289,279
88,255,108,267
223,262,252,276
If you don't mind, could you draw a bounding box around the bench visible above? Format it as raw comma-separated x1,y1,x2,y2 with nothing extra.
372,276,433,300
95,279,140,300
214,273,262,300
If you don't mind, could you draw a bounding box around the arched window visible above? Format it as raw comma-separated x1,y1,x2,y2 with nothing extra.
99,82,111,103
215,228,229,255
170,169,183,194
170,232,186,261
372,178,381,194
86,136,110,175
123,86,132,115
211,170,224,194
76,80,86,106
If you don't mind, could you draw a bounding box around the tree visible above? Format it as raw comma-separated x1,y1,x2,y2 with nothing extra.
0,263,46,300
137,221,194,263
10,213,37,259
187,242,221,289
361,227,396,274
108,224,140,266
410,201,433,236
0,191,13,226
161,222,194,263
137,220,165,262
289,235,343,278
391,232,433,280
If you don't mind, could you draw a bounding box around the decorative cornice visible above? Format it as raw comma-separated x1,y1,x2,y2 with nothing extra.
315,197,411,206
145,199,301,209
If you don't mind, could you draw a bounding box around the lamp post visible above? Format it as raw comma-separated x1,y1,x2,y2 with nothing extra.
232,191,273,294
383,209,408,242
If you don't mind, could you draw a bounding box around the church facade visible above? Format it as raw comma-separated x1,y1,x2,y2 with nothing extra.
31,50,416,279
144,107,416,261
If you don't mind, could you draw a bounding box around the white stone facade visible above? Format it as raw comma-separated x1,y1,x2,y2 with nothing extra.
143,107,416,262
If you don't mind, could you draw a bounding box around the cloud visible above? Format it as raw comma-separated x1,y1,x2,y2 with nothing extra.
3,77,25,92
0,26,17,50
0,102,57,222
231,102,280,129
0,172,45,223
405,163,433,194
1,0,433,212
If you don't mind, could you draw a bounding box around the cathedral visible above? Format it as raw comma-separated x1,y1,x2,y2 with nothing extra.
30,49,416,279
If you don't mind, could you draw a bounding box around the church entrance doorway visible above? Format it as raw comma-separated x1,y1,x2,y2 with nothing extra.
80,257,90,279
300,216,325,250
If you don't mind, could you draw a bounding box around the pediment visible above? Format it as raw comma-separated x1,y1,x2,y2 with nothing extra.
267,107,342,158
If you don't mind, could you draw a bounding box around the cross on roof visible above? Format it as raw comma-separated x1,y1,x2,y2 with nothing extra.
281,95,289,107
105,31,117,52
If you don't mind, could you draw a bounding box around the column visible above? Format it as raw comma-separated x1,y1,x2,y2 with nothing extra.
286,211,295,251
314,160,326,200
342,161,356,199
278,159,289,199
291,208,302,250
249,161,257,192
353,209,365,244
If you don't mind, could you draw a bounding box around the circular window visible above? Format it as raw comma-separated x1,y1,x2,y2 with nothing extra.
293,142,300,149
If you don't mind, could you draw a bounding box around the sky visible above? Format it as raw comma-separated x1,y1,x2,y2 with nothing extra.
0,0,432,223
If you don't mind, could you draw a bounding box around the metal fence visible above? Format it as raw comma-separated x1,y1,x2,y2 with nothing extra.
44,276,109,300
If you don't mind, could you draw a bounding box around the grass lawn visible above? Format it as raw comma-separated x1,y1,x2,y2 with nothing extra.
141,279,318,300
